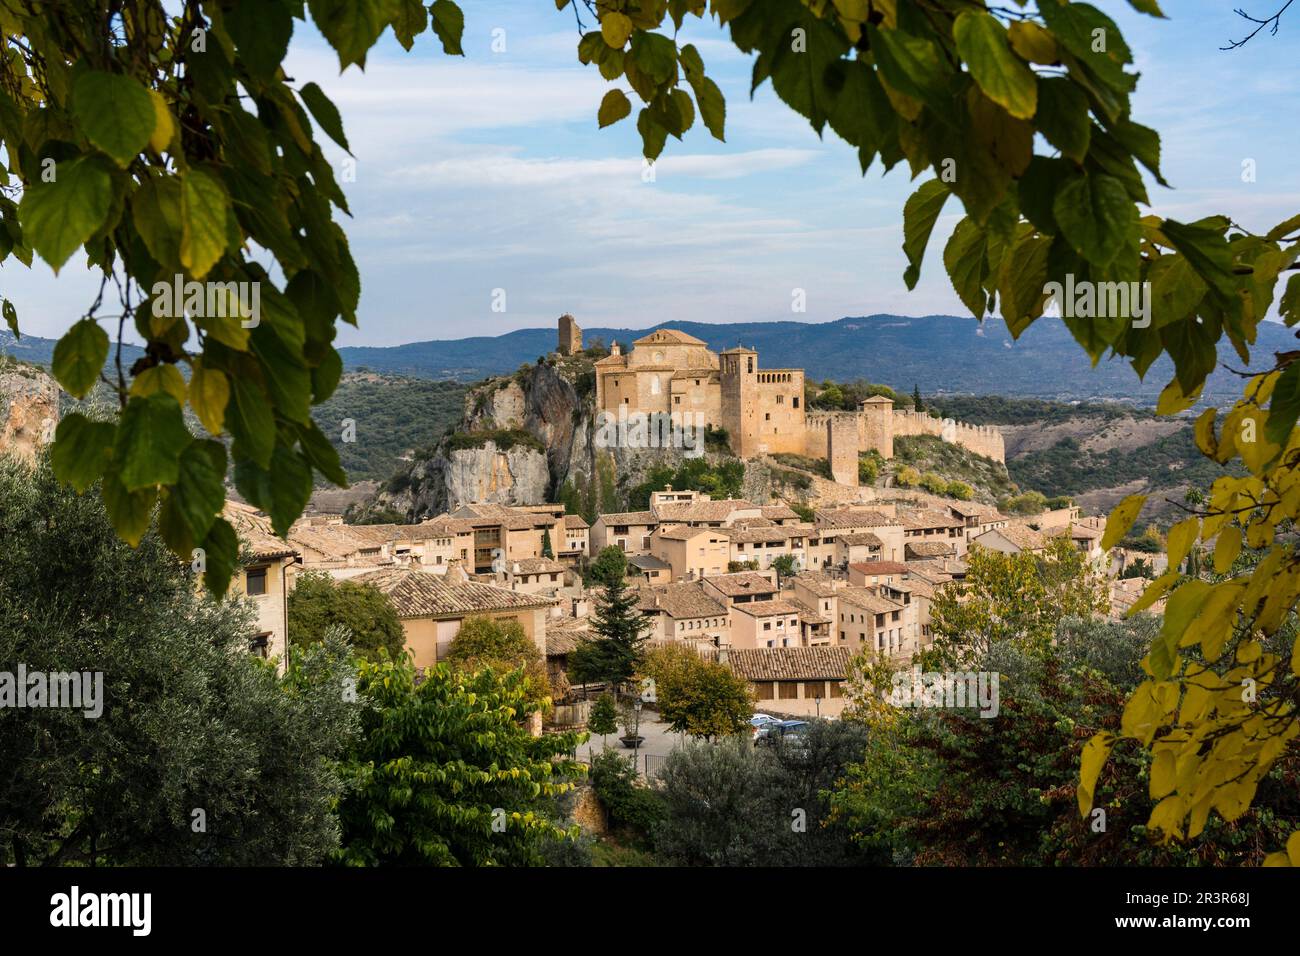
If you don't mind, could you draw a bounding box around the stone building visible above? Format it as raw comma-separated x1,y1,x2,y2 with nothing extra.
576,321,1004,468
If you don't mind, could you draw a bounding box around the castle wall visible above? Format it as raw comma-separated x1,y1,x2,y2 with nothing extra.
558,314,581,355
827,415,858,487
892,409,1005,463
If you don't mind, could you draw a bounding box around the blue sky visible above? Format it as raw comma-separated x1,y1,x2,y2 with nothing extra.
7,1,1298,346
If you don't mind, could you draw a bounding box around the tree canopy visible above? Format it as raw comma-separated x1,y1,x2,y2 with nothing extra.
287,568,406,662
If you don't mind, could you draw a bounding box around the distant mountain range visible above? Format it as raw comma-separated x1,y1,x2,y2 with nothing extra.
336,315,1296,404
7,314,1295,403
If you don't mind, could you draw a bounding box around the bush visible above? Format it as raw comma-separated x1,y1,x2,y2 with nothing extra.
919,471,948,494
858,455,878,485
895,466,921,487
947,480,974,500
590,751,665,846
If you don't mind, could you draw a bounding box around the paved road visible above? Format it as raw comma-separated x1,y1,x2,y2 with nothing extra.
577,712,688,774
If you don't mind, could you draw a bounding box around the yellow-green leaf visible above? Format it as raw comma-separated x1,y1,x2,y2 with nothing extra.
180,169,229,279
1078,732,1114,817
601,12,633,48
954,12,1038,120
190,362,230,436
1102,493,1146,550
597,89,632,128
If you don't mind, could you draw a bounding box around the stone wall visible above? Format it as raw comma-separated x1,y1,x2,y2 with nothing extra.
803,405,1005,466
0,365,59,463
891,409,1005,463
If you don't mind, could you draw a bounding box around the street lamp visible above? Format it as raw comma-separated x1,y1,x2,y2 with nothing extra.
633,699,643,772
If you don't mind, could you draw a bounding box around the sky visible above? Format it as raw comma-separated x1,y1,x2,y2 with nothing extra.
6,1,1299,346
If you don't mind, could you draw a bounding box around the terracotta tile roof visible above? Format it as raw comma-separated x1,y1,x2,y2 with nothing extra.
352,568,555,618
839,586,904,614
636,582,728,620
596,510,657,525
563,514,590,529
981,525,1048,551
790,570,839,598
732,598,801,618
545,617,589,656
510,557,568,575
653,498,760,523
728,645,853,681
850,561,910,576
419,515,477,535
729,516,775,530
633,327,708,346
815,507,897,529
628,553,672,571
902,576,937,599
761,504,800,522
905,541,957,558
724,525,794,544
702,571,779,596
900,509,965,531
286,524,380,560
837,532,884,547
1050,523,1101,540
224,501,297,561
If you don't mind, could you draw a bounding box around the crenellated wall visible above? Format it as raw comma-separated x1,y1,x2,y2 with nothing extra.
891,409,1005,463
801,405,1004,466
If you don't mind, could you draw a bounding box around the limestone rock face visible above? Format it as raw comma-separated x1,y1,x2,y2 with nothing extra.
419,441,551,513
0,364,59,463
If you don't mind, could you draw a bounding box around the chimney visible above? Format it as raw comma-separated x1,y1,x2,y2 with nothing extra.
611,342,621,356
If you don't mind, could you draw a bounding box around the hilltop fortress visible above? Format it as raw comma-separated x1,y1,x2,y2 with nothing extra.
559,316,1004,475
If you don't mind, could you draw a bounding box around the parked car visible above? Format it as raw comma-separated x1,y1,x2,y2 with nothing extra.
754,719,810,746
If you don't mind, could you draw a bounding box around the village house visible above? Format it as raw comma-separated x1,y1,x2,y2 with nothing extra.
590,509,658,555
847,560,910,588
948,502,1010,545
626,553,673,584
727,646,854,719
636,582,731,649
971,524,1049,555
560,514,590,562
813,506,906,563
496,556,571,595
837,586,913,658
702,569,781,608
899,508,969,556
351,565,556,669
223,501,298,668
649,523,730,580
450,502,567,573
731,598,804,650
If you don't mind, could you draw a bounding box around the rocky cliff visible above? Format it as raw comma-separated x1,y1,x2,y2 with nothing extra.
0,360,59,462
366,355,723,519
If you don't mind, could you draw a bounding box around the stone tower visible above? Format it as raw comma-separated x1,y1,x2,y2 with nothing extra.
719,346,759,457
558,313,582,355
828,414,859,487
858,395,895,459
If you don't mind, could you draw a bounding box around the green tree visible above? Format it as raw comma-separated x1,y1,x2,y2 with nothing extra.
913,384,924,413
570,552,651,694
446,614,549,707
928,537,1110,663
586,544,628,589
334,652,583,867
288,569,406,662
0,455,358,866
6,2,469,594
770,553,798,583
541,528,554,559
643,644,753,740
588,693,619,746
